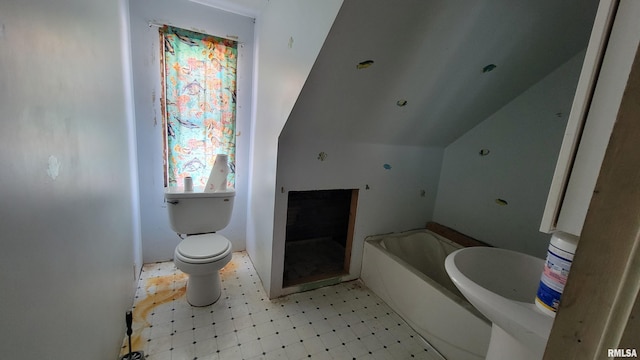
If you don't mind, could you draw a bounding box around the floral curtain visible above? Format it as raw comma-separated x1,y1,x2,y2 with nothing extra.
160,26,237,188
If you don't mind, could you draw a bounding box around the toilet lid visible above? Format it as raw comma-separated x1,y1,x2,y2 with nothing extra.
177,234,231,259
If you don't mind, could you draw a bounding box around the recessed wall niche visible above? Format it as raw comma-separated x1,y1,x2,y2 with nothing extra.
283,189,358,288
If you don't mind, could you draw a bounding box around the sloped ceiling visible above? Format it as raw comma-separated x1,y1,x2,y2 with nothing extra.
188,0,267,18
281,0,599,147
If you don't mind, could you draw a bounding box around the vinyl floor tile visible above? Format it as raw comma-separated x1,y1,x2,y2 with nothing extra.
120,252,443,360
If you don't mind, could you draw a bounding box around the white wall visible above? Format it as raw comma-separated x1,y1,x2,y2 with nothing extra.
554,1,640,236
433,51,585,258
0,0,138,358
247,0,343,297
129,0,255,262
274,136,443,294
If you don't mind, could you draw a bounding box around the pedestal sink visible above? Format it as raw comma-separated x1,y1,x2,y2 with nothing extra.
444,247,554,360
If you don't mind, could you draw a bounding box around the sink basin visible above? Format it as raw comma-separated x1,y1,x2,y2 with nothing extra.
445,247,554,360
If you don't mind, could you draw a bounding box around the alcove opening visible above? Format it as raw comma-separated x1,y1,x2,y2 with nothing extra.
283,189,358,288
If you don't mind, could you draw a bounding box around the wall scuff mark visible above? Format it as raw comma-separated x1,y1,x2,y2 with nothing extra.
152,90,157,126
47,155,61,180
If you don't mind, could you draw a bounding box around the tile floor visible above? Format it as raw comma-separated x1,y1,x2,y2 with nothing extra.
120,252,443,360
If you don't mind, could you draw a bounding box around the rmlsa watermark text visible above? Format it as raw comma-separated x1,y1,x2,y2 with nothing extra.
608,348,638,358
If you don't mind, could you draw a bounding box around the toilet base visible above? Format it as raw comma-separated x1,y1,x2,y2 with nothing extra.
173,236,233,307
185,272,223,307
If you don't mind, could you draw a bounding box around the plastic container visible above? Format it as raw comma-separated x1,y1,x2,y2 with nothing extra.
535,231,579,316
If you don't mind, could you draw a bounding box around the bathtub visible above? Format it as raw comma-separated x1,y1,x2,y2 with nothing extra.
361,227,491,360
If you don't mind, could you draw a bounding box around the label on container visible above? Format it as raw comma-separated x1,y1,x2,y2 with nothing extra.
536,243,574,314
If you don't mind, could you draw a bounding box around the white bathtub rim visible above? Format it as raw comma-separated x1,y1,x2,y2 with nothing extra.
365,228,461,251
362,240,490,359
364,237,489,323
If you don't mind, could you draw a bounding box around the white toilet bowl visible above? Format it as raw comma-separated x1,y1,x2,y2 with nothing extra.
165,187,235,306
174,233,232,306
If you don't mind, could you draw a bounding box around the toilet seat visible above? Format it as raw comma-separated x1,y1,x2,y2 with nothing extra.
176,234,231,264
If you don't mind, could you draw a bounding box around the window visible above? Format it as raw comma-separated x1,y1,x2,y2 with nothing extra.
160,26,237,188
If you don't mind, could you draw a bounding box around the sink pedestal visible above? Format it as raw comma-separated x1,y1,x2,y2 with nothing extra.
445,247,555,360
487,325,544,360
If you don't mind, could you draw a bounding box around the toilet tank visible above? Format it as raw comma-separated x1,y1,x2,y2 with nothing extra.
165,187,235,234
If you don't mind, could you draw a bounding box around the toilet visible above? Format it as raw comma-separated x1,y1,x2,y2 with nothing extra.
165,187,235,306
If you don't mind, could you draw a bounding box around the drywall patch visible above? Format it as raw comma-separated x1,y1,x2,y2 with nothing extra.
495,198,508,206
47,155,61,180
288,36,294,49
356,60,374,70
482,64,497,73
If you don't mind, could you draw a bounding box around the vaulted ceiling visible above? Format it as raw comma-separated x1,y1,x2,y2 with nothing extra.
188,0,267,17
282,0,600,147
